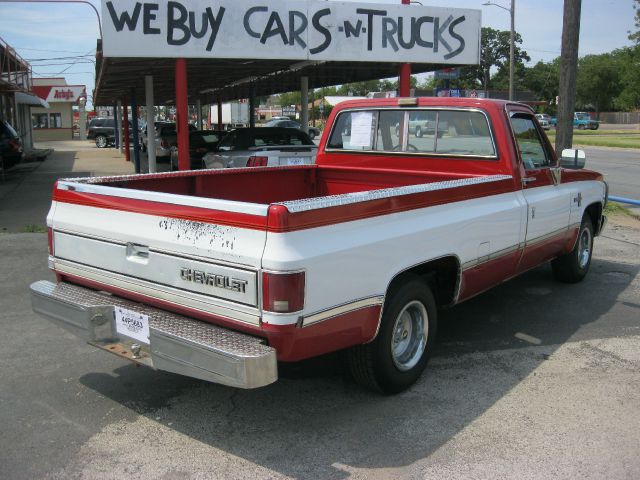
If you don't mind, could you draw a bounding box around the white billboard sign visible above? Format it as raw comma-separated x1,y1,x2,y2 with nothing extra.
102,0,481,65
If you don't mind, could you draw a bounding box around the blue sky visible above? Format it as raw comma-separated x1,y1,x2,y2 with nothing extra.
0,0,635,108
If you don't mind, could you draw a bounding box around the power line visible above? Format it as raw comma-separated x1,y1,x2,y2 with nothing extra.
11,46,89,54
28,60,95,66
27,54,94,61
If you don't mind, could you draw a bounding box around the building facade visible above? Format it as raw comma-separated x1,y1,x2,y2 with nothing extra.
31,78,86,141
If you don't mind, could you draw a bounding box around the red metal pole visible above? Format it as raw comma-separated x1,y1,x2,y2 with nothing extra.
122,99,130,162
217,95,223,130
399,0,411,97
175,58,190,171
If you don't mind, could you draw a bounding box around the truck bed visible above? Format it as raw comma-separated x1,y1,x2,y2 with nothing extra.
60,165,492,206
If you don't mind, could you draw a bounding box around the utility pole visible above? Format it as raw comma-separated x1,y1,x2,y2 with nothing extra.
555,0,582,155
509,0,515,101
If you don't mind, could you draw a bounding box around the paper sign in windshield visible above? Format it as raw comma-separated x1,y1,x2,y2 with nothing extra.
115,307,150,344
350,112,374,147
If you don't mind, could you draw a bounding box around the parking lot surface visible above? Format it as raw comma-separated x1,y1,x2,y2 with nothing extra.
0,142,639,479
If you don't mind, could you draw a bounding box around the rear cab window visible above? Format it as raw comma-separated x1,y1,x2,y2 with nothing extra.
327,108,496,158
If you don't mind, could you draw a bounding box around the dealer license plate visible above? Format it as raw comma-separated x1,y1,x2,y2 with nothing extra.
115,307,150,344
285,157,305,166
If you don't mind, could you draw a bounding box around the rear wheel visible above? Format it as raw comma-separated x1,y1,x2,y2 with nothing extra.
95,135,107,148
348,276,437,394
415,126,423,138
552,215,594,283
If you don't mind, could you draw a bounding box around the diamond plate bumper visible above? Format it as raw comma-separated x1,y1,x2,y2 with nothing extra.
30,280,277,389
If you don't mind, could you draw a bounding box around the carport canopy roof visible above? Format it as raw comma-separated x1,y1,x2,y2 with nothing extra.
93,56,453,106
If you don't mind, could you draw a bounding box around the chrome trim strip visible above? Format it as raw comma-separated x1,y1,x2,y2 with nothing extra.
461,243,522,270
524,224,579,248
460,223,582,272
53,259,261,326
56,181,270,217
302,296,385,327
277,175,513,213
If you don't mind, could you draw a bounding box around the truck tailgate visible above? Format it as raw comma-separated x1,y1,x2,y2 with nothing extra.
50,179,269,326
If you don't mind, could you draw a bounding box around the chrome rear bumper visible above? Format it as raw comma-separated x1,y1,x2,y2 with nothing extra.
30,281,277,389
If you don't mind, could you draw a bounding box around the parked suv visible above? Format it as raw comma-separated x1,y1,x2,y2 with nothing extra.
87,118,136,148
0,120,24,170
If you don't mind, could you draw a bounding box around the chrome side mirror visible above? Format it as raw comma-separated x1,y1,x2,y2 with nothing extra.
560,149,586,169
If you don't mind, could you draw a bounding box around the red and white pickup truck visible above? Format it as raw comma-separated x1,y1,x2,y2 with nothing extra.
31,98,607,394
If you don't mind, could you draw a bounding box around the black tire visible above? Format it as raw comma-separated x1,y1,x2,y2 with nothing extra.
577,124,586,130
95,135,107,148
552,215,594,283
415,126,423,138
348,276,437,394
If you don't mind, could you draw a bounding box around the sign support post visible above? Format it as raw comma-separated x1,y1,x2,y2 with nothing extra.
300,76,309,133
123,99,130,162
145,75,156,173
175,58,190,171
399,0,411,97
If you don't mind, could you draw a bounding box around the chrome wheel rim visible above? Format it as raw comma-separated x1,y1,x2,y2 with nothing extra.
578,226,592,269
391,300,428,371
96,136,106,148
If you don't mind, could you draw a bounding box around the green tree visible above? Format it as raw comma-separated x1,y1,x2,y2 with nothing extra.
613,46,640,110
629,0,640,43
576,53,621,114
521,59,560,106
458,27,530,90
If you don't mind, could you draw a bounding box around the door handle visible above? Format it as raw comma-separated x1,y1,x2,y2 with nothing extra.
521,176,536,185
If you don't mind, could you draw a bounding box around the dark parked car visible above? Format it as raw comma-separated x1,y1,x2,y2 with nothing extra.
0,120,24,170
170,130,225,170
87,117,135,148
263,119,321,140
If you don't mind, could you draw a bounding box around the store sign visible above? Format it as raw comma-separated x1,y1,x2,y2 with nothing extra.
45,86,86,103
102,0,481,64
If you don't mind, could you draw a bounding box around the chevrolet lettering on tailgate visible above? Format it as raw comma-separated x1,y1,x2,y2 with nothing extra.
180,267,248,294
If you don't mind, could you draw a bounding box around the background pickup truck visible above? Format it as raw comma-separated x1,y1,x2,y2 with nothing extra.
550,112,600,130
31,97,607,394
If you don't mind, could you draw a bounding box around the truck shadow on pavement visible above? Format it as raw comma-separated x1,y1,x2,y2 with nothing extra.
79,256,638,479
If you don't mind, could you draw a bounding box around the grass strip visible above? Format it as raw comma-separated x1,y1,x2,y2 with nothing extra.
545,134,640,149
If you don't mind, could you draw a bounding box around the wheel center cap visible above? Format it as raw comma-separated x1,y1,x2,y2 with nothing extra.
402,330,409,339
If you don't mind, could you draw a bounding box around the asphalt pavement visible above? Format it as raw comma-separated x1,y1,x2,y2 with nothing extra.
0,141,639,479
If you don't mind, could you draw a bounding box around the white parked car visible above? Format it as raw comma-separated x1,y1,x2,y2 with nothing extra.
535,114,552,130
203,127,317,169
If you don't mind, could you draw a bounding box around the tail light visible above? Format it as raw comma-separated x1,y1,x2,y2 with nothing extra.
9,138,21,152
161,139,169,148
262,271,305,313
195,147,208,153
247,156,268,167
47,227,54,255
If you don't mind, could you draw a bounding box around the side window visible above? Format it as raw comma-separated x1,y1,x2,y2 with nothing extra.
510,114,550,169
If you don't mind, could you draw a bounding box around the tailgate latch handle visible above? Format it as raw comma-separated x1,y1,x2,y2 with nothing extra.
126,243,150,263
